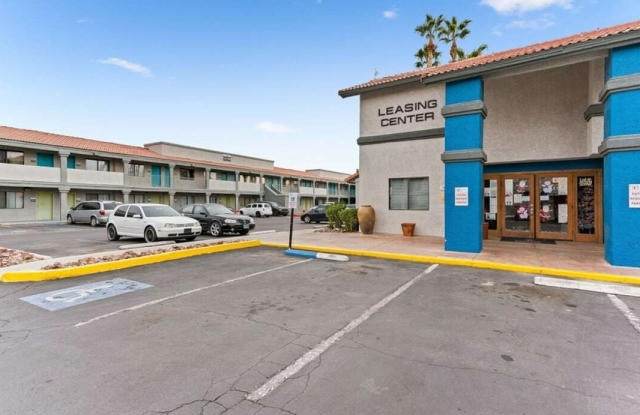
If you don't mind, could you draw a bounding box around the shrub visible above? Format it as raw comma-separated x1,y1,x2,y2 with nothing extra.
326,203,346,230
339,208,359,232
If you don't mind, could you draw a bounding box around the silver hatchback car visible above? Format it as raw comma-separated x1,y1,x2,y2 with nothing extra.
67,200,121,227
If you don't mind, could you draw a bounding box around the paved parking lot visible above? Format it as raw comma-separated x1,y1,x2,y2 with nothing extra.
0,216,317,258
0,248,638,415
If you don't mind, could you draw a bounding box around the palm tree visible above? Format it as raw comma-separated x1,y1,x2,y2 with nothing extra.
415,46,441,68
455,43,488,60
439,17,471,62
415,14,444,68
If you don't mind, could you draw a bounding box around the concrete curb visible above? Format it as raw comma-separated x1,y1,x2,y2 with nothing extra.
261,242,640,286
1,240,261,283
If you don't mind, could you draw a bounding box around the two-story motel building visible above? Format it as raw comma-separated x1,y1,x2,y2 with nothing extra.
0,126,356,222
340,20,640,267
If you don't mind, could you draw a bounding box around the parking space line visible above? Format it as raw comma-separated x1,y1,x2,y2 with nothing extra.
247,263,439,402
74,258,312,328
608,294,640,334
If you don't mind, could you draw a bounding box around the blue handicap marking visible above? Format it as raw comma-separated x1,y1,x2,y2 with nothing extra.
20,278,152,311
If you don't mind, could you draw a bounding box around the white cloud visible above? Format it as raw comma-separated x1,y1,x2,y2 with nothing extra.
256,121,294,134
481,0,572,13
76,17,91,24
382,9,398,19
507,16,555,29
98,57,152,77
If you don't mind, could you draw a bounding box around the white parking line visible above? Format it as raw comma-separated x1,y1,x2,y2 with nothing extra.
247,263,439,402
75,259,312,328
251,230,277,235
608,294,640,334
535,276,640,297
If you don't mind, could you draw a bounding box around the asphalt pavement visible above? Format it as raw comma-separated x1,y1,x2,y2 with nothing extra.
0,248,638,415
0,215,318,258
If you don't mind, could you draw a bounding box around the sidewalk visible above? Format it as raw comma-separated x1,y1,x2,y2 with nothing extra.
260,230,640,278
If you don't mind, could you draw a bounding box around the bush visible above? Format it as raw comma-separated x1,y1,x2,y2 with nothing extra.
339,208,358,232
326,203,346,230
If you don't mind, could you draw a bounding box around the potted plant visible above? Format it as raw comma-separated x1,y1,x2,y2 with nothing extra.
401,223,416,237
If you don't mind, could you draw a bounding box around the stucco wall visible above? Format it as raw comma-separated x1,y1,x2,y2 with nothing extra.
358,139,444,236
484,62,590,162
360,82,445,138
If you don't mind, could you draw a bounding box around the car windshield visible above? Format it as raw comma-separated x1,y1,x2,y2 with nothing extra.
205,204,234,215
103,202,120,210
141,205,180,217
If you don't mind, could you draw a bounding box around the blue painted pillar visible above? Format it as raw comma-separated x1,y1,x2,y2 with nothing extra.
441,77,487,253
601,44,640,267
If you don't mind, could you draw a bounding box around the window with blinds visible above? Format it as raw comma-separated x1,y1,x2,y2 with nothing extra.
389,177,429,210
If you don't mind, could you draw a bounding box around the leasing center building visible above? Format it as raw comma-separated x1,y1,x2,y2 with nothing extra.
339,20,640,267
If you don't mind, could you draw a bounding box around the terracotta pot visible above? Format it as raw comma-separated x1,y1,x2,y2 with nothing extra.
357,205,375,234
401,223,416,237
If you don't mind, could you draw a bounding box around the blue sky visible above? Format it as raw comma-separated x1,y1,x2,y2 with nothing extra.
0,0,638,172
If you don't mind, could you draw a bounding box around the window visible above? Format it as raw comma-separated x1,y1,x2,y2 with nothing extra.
127,205,142,218
0,150,24,165
193,206,207,216
82,202,101,210
114,206,128,217
179,168,195,180
215,171,236,181
129,164,145,176
86,193,111,201
141,205,180,217
0,191,24,209
301,180,313,187
131,194,145,204
103,202,120,210
182,205,194,214
86,159,110,171
389,178,429,210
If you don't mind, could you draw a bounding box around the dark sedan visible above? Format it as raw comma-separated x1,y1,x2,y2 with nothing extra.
182,203,254,237
300,204,328,223
264,201,289,216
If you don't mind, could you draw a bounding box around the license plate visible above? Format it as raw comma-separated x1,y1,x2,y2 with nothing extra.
183,228,192,234
243,224,249,229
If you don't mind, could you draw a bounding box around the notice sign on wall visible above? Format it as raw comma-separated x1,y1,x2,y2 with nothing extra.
630,184,640,208
455,187,469,207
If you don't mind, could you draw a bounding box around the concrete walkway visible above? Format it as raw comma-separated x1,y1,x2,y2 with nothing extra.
260,230,640,278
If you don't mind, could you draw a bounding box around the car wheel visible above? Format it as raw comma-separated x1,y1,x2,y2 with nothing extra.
107,224,120,241
144,226,157,243
255,211,261,218
209,222,222,237
303,216,311,223
90,216,98,227
67,215,74,224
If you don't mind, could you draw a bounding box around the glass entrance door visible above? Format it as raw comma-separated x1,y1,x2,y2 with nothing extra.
535,174,573,240
501,175,534,238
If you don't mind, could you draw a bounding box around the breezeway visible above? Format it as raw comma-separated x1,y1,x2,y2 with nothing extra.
0,248,639,415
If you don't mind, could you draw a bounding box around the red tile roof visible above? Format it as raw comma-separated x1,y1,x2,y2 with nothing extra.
0,125,347,183
339,19,640,96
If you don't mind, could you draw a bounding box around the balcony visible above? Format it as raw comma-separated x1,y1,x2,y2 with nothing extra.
67,169,124,186
299,186,314,196
208,179,236,192
0,163,60,183
238,181,261,193
314,188,327,197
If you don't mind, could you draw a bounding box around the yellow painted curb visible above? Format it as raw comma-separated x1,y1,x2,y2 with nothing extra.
260,242,640,286
1,240,261,283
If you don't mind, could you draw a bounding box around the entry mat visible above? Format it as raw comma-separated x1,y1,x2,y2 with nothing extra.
21,278,152,311
500,237,556,244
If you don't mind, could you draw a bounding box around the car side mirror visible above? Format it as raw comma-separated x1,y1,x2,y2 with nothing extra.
133,214,142,219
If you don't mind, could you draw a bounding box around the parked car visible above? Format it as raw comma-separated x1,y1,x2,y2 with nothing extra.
264,201,289,216
300,204,329,223
67,200,121,227
239,202,273,218
182,203,254,237
107,203,202,242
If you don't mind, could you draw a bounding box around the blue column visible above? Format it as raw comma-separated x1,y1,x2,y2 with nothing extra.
601,44,640,267
442,77,486,253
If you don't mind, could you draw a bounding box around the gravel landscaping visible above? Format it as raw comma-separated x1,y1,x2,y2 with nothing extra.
0,247,46,268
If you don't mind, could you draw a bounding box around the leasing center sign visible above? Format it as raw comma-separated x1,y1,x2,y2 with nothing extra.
377,100,438,127
360,83,444,137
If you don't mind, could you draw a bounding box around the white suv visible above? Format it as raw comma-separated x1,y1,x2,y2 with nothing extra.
239,202,273,218
107,203,202,243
